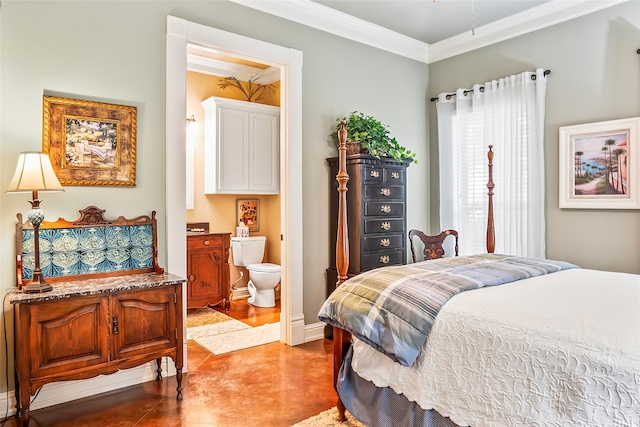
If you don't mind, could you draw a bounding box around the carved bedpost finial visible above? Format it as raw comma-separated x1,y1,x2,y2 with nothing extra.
486,145,495,254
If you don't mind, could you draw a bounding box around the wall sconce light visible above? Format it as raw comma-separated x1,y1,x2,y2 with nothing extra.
186,114,198,133
6,152,64,293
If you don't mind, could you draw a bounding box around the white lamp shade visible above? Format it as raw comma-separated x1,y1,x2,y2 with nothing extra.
6,152,64,193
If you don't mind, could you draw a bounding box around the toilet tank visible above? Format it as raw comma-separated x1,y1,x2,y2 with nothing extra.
231,236,266,267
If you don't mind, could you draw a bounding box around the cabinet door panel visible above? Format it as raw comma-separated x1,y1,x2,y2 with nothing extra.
250,112,279,192
29,296,110,377
111,287,176,359
218,108,250,191
187,248,223,302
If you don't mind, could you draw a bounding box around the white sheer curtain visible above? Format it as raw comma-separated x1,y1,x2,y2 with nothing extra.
436,69,547,258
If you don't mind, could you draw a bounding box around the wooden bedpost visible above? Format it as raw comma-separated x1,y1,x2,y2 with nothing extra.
334,120,351,421
486,145,495,254
335,120,349,288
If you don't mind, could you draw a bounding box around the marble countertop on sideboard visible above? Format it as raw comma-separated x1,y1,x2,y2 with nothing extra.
8,272,186,304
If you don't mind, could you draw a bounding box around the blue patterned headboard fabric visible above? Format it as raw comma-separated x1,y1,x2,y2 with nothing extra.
16,206,162,285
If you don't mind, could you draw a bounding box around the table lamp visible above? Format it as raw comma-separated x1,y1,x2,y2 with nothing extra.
6,152,64,293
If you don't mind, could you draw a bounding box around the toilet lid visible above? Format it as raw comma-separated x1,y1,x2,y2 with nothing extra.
247,263,281,273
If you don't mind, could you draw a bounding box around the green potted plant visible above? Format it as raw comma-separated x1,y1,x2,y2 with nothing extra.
333,111,417,163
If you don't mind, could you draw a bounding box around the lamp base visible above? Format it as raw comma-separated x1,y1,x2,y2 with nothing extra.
23,282,53,293
23,271,53,293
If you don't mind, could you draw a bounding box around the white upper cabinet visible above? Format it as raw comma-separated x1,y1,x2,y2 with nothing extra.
202,97,280,194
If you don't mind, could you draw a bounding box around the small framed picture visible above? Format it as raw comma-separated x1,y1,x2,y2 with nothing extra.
559,117,639,209
237,199,260,232
42,96,137,187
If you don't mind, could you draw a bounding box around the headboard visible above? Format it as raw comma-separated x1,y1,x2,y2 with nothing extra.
15,205,163,287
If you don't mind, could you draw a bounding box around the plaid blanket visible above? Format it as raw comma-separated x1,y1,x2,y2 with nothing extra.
318,254,578,367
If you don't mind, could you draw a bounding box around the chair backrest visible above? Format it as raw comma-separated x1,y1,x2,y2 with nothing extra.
408,229,459,263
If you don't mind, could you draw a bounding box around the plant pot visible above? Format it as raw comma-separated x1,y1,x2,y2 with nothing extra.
346,141,365,155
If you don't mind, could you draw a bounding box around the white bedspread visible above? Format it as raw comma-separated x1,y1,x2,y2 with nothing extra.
351,269,640,427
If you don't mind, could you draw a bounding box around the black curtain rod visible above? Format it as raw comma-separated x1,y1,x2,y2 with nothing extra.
430,69,551,102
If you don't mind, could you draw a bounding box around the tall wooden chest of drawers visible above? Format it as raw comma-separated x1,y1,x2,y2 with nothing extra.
326,153,411,278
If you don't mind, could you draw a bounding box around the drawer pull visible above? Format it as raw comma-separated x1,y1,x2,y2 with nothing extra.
380,255,390,264
189,275,195,281
380,238,390,247
204,240,210,246
381,205,391,213
370,170,380,178
391,172,400,179
380,188,391,196
381,222,391,230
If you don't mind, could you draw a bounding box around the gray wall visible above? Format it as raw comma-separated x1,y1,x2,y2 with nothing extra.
0,0,430,390
429,1,640,274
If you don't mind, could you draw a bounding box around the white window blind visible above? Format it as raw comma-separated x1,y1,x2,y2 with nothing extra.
436,70,547,258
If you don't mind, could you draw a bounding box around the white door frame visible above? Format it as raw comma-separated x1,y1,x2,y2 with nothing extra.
166,16,305,347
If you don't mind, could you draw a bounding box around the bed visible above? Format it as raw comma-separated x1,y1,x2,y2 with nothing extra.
318,121,640,427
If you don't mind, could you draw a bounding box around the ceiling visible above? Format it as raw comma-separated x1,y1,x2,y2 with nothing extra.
189,0,627,79
312,0,551,45
229,0,627,63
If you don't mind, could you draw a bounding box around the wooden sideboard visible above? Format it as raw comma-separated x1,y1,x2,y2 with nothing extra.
186,232,231,310
10,206,185,426
9,273,185,426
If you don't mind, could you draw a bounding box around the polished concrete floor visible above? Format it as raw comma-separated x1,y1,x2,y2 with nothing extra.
4,300,338,426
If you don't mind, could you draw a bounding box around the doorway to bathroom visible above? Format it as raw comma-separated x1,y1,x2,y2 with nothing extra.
166,16,305,369
184,52,282,353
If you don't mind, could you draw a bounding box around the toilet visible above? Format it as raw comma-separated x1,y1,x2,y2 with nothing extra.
231,236,281,307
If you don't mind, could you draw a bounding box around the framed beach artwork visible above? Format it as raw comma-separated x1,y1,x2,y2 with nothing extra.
559,116,639,209
237,199,260,232
43,96,137,187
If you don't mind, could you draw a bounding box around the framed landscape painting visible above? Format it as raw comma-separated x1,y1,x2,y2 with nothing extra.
43,96,137,187
237,199,260,232
559,117,639,209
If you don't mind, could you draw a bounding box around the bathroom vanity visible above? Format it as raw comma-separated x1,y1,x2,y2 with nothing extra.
186,232,231,310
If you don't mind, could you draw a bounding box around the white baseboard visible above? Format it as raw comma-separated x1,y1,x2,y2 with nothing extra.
304,321,326,342
231,286,250,299
0,324,326,416
0,358,178,417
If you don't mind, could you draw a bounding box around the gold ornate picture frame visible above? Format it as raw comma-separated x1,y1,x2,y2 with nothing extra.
43,96,137,187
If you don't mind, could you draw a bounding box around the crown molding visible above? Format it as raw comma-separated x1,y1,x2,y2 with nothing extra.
428,0,629,63
228,0,429,63
229,0,628,64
